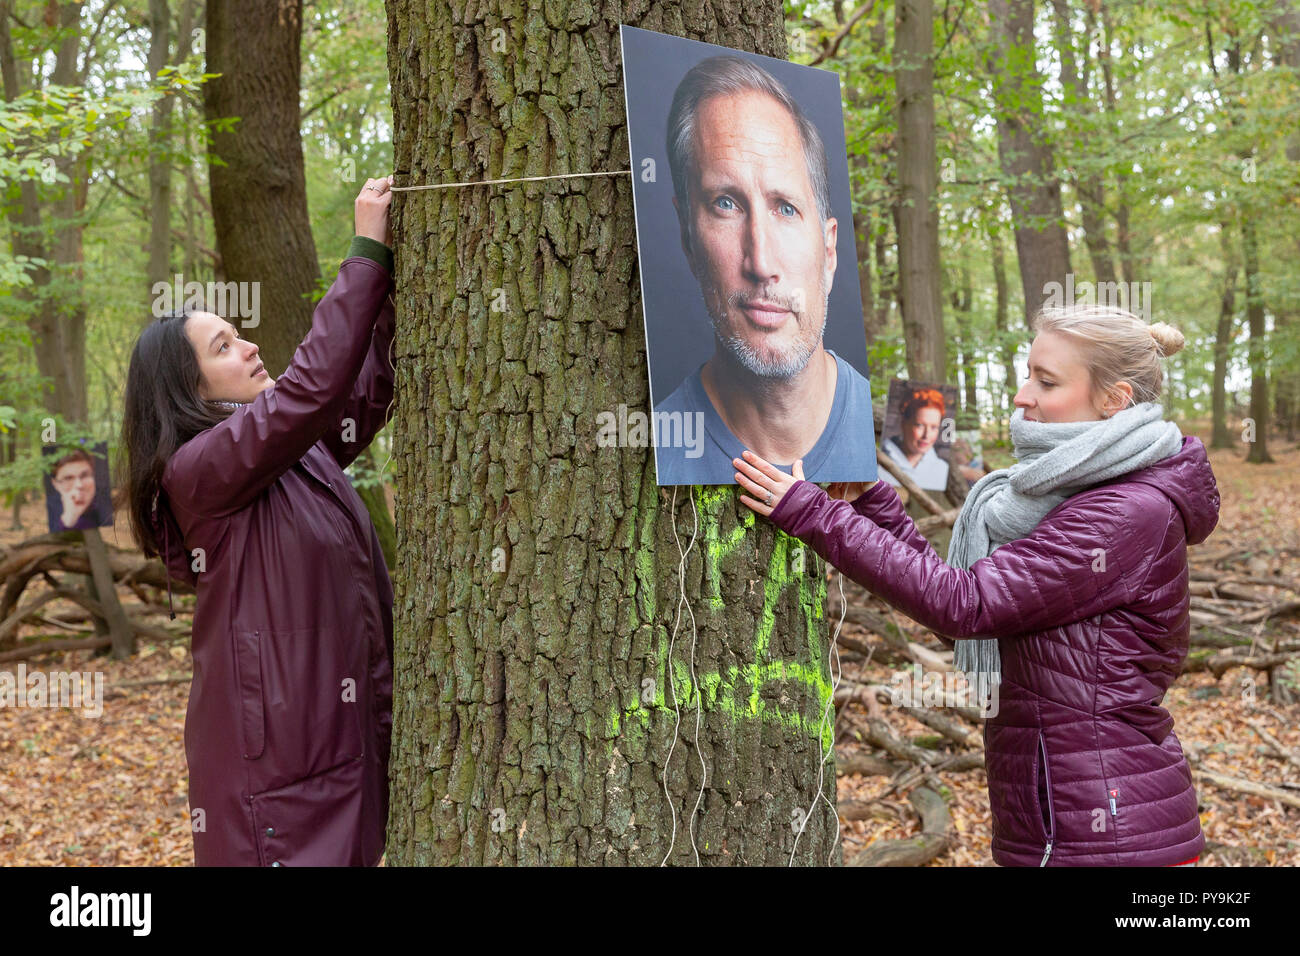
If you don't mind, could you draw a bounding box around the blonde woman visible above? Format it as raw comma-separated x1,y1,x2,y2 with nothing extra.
733,305,1217,866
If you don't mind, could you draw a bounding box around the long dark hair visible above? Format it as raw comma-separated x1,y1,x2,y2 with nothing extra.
119,310,235,557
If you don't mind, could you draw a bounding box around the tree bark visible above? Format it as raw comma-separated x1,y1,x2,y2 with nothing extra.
203,0,318,376
1211,222,1238,449
894,0,946,381
147,0,174,300
988,220,1016,439
1269,1,1300,437
1052,0,1117,288
988,0,1072,322
1097,2,1135,289
385,2,839,865
951,260,976,421
1240,216,1273,463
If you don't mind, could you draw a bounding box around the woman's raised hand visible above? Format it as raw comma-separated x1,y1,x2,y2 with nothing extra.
355,175,394,246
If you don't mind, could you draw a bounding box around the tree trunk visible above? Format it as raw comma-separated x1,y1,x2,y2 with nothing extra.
385,3,840,866
1211,223,1238,449
894,0,946,381
989,220,1016,439
1240,216,1273,463
148,0,174,300
1271,0,1300,161
1052,0,1117,288
951,261,976,421
989,0,1072,322
177,0,200,282
1098,3,1136,289
1269,2,1300,437
204,0,318,376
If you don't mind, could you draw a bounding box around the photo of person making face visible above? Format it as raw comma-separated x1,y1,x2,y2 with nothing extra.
878,380,957,492
621,25,877,487
44,442,112,532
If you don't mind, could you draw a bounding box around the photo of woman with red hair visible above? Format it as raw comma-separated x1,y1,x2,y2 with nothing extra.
880,382,952,491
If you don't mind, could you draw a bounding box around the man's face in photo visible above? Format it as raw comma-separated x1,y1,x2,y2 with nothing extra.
676,90,838,380
53,460,96,511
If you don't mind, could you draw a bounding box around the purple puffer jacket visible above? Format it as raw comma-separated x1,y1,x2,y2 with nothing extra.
769,435,1219,866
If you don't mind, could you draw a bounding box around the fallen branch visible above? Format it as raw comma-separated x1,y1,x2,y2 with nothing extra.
876,454,948,516
848,787,951,866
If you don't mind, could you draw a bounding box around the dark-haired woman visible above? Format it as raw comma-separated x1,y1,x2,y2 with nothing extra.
120,177,397,866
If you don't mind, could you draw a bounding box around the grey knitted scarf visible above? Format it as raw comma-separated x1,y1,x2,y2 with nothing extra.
947,401,1183,705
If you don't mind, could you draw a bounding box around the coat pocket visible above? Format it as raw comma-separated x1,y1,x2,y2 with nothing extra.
245,626,365,783
1035,731,1056,844
233,629,266,759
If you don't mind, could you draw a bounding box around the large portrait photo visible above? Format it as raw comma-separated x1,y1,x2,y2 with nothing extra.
621,25,878,486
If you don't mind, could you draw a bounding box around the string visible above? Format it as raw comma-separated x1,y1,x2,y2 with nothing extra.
790,567,847,867
389,169,631,192
685,494,707,866
660,483,701,867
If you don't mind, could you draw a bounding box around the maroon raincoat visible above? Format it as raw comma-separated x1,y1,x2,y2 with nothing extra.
153,244,395,866
769,436,1219,866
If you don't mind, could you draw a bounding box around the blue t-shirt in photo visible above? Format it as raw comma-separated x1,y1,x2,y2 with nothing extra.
651,348,878,486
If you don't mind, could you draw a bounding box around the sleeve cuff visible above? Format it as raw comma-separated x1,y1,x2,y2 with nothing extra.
851,479,896,513
346,235,393,273
769,478,824,531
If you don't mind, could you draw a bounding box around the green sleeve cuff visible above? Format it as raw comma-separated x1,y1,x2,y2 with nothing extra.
346,235,393,273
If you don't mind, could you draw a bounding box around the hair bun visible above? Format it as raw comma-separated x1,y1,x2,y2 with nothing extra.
1148,322,1184,357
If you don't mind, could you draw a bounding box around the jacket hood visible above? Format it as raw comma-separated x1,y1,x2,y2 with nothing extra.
1120,434,1220,545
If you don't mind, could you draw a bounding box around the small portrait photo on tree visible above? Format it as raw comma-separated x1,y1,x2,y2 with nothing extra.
878,378,959,492
620,25,878,487
43,441,112,533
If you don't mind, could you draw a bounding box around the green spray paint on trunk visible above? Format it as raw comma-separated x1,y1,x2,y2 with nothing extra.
611,485,833,751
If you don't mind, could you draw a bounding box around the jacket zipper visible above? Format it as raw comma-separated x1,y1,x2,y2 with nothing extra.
1039,731,1056,866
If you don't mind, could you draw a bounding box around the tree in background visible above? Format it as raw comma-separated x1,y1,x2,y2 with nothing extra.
894,0,946,382
203,0,317,376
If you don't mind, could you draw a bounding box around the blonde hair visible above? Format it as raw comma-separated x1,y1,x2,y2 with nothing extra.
1030,305,1184,411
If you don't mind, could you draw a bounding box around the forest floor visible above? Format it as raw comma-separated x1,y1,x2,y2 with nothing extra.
0,424,1296,866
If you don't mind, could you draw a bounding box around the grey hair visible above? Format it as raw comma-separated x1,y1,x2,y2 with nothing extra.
1030,304,1185,409
666,55,832,225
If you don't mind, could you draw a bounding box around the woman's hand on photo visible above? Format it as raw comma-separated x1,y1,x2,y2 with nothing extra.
733,450,805,519
355,175,394,246
827,480,876,501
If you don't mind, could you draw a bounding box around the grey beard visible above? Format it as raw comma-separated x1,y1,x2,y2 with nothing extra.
705,287,831,380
